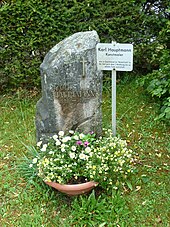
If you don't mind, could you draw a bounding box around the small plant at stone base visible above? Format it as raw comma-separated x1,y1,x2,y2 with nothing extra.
27,129,136,191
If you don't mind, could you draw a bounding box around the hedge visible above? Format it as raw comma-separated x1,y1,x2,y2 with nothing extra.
0,0,169,91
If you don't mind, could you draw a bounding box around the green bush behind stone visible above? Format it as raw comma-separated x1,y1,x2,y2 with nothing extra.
0,0,169,91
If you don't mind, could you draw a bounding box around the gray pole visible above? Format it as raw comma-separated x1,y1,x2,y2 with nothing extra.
112,69,116,136
112,41,117,136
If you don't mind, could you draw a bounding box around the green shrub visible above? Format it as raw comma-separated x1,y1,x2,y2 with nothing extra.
139,49,170,122
1,0,169,92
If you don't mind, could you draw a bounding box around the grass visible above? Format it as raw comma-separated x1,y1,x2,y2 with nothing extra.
0,79,170,226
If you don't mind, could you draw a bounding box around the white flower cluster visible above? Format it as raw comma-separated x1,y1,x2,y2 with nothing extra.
30,129,136,189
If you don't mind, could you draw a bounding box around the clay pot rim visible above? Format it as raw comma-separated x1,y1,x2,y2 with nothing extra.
45,181,98,191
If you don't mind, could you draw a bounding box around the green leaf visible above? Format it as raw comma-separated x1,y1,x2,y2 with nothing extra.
126,180,133,190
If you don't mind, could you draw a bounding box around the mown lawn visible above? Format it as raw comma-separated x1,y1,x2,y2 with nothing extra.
0,79,169,226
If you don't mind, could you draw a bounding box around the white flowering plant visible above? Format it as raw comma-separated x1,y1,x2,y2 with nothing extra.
28,129,136,190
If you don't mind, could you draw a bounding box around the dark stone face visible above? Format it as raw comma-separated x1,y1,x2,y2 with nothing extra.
35,31,103,141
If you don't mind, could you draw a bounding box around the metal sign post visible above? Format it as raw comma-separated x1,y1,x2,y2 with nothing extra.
112,69,116,136
111,41,117,136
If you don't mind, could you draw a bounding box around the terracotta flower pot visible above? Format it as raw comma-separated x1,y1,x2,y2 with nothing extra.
45,181,98,196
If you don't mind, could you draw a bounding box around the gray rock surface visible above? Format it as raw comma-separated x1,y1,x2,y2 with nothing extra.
35,31,103,141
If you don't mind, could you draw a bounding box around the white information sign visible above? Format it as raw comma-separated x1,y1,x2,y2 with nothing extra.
96,43,133,71
96,42,134,136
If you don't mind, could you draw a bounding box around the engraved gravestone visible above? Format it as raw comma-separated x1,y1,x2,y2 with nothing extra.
35,31,103,141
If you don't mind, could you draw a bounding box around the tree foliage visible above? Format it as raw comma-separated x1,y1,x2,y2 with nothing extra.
139,11,170,122
0,0,169,92
139,48,170,122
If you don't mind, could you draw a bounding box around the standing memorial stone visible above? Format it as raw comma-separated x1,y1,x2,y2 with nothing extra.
35,31,103,141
